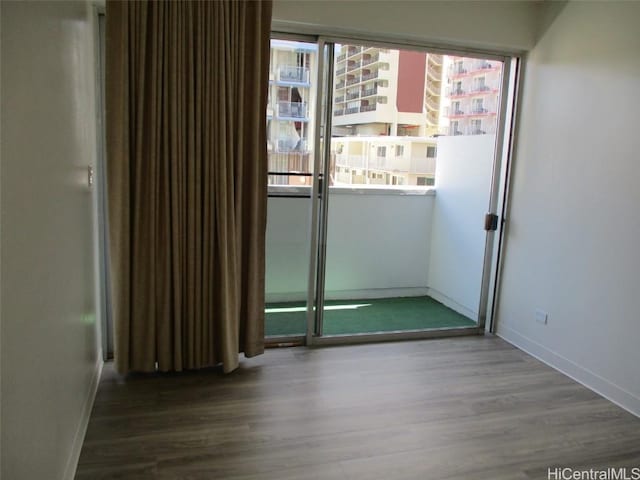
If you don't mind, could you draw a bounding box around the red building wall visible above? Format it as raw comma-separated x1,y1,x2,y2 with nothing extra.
397,50,427,113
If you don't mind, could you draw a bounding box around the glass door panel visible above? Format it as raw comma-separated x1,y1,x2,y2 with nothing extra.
318,43,505,337
264,38,319,340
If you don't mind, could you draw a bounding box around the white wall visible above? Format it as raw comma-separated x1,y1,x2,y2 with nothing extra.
272,0,539,53
266,191,434,301
428,135,495,318
496,1,640,416
1,1,102,478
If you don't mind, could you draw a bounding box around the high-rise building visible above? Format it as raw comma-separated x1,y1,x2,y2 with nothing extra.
442,56,502,136
267,40,316,185
331,45,441,187
332,46,436,137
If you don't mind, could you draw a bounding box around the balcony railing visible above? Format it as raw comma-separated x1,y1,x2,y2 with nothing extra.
449,66,468,76
345,106,360,114
335,95,345,103
346,92,360,100
278,102,307,119
471,107,488,114
347,60,361,71
335,154,365,169
337,53,346,62
449,88,466,97
347,46,362,57
470,85,493,93
360,104,377,112
361,87,378,98
279,66,310,84
346,76,361,86
336,67,346,76
425,96,439,110
362,54,379,66
335,81,346,89
334,109,344,116
427,54,443,66
361,71,378,81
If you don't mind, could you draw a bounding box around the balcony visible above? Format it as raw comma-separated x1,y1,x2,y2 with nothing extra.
336,67,346,76
335,81,346,89
361,71,379,82
345,106,360,114
449,66,468,77
266,135,497,337
470,85,494,94
334,95,345,103
362,54,380,66
335,154,365,169
426,79,441,95
360,104,377,113
347,46,362,57
334,109,344,116
449,88,466,98
279,66,310,84
361,87,378,98
346,91,360,100
347,60,361,71
346,76,361,86
425,96,439,111
427,54,443,67
277,101,308,119
337,53,346,62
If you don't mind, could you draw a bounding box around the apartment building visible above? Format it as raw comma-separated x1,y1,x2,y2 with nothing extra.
267,40,316,185
331,45,443,186
442,56,502,136
333,136,437,186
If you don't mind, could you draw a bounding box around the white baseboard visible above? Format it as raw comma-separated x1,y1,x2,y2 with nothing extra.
63,357,104,480
498,324,640,418
426,288,477,320
266,287,429,304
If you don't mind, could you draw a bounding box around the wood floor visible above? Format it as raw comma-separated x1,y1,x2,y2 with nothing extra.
75,336,640,479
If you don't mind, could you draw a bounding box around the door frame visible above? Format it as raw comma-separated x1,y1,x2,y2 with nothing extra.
278,34,522,345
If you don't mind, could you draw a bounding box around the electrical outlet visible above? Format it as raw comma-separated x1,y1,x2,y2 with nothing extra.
535,309,548,325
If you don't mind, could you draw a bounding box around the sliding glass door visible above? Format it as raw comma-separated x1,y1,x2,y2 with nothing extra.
264,38,319,342
265,35,517,344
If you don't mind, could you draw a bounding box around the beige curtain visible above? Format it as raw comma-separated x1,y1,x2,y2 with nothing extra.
105,0,272,374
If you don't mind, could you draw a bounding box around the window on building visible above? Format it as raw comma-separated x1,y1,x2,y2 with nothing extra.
471,119,483,134
427,146,437,158
377,146,386,157
417,177,435,186
395,145,404,157
472,98,484,113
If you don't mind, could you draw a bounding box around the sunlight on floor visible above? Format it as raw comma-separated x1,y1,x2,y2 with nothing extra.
265,303,372,314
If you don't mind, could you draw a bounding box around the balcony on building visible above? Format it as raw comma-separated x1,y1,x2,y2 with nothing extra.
347,60,362,72
361,70,379,82
361,86,378,98
347,46,362,57
362,53,380,66
278,65,311,85
277,101,308,120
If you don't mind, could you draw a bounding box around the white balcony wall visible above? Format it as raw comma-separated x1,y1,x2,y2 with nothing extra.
427,135,495,318
266,191,434,302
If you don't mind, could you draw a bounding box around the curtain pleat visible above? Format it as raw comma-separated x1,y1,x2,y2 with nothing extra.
106,0,272,374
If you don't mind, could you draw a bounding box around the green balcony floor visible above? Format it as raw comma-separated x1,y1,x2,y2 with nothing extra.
265,295,476,337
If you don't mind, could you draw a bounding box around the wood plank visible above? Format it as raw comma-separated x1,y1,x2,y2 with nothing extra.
75,336,640,479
